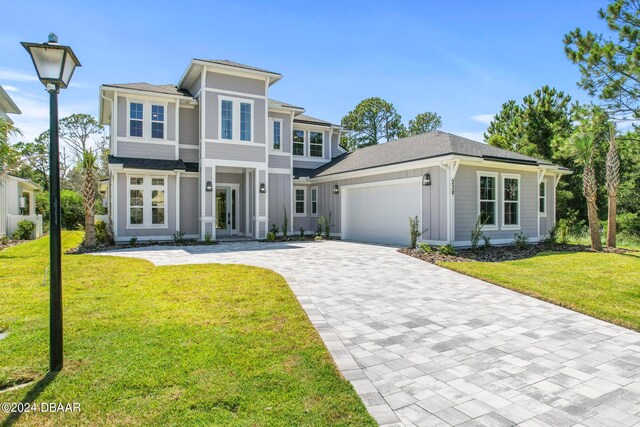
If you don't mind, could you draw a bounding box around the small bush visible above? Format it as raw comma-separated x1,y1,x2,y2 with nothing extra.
281,206,289,238
204,232,214,244
408,216,427,249
95,220,113,245
299,227,305,237
314,235,323,241
318,212,333,239
439,244,456,255
482,235,491,249
513,232,529,249
556,219,570,243
13,220,36,240
266,232,275,242
172,230,185,244
129,236,137,246
417,242,433,253
270,224,280,235
617,212,640,236
471,215,487,250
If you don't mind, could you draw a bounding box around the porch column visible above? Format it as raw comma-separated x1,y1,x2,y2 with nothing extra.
254,169,267,239
200,163,216,241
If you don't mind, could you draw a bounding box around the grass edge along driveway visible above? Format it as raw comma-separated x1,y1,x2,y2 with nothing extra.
0,232,375,426
440,250,640,332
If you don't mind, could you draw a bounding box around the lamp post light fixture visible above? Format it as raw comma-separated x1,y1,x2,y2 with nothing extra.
333,184,339,194
259,183,266,193
205,181,213,192
423,173,431,186
22,33,81,372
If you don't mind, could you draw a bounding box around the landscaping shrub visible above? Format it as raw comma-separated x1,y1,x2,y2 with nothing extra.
417,242,433,253
95,220,113,245
470,215,486,250
172,230,185,244
129,236,137,246
204,232,213,244
513,232,529,249
617,212,640,236
318,212,333,239
408,216,426,249
281,205,289,238
439,244,456,255
266,232,275,242
13,220,36,240
60,189,84,230
482,235,492,249
270,224,280,235
300,227,305,237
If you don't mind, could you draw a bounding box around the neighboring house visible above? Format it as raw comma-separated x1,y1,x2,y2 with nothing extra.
0,85,21,126
99,59,569,246
0,175,43,239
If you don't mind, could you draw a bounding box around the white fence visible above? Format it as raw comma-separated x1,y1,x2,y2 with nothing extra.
7,214,43,239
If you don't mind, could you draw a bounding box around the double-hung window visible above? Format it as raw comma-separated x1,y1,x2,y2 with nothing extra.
240,102,251,141
309,131,323,157
293,130,305,156
294,188,306,216
502,174,520,229
539,181,547,216
151,105,165,139
221,100,233,140
310,188,318,216
478,173,498,229
128,176,167,227
271,119,282,150
129,102,143,137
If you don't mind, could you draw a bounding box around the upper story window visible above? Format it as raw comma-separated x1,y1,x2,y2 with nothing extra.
270,118,282,150
221,100,233,140
240,103,251,141
151,105,164,139
539,181,547,216
219,97,253,143
478,173,498,229
309,131,323,157
503,174,520,229
129,102,143,137
127,176,167,228
293,130,305,156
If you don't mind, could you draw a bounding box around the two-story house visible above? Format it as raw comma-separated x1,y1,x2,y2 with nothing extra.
100,59,569,246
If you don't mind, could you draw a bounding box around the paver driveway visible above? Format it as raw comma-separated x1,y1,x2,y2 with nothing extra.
101,240,640,426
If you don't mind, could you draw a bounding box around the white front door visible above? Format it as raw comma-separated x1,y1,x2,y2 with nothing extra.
216,185,238,236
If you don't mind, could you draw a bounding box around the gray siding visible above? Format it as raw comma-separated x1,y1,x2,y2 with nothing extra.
268,155,290,169
205,92,217,140
188,72,202,97
454,165,538,242
293,159,329,169
180,176,199,235
179,106,199,146
116,173,177,238
206,72,266,96
259,170,266,217
118,141,175,160
117,96,126,137
205,143,265,162
268,173,292,232
167,102,176,141
331,131,342,158
268,112,291,153
179,148,199,163
540,177,555,237
204,167,213,217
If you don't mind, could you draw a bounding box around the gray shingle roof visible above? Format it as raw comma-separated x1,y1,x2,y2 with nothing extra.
109,156,198,171
296,131,567,178
293,114,339,127
102,83,193,97
269,99,304,111
194,59,281,76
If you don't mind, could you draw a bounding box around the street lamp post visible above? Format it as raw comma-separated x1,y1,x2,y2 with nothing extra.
21,33,81,372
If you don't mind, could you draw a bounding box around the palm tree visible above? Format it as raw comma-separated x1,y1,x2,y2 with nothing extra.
82,150,98,248
605,124,620,247
571,133,602,251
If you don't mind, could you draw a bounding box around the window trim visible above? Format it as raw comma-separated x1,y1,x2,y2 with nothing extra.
269,118,283,152
477,171,499,231
292,128,306,157
126,99,168,141
127,100,145,139
126,174,169,229
150,104,166,140
310,187,318,217
539,179,547,217
293,186,306,217
309,130,324,158
217,95,254,143
502,173,521,230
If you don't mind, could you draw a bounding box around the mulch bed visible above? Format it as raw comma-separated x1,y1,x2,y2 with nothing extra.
399,242,633,264
66,239,219,255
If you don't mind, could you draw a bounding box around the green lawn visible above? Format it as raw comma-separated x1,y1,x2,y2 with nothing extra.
441,250,640,331
0,232,374,426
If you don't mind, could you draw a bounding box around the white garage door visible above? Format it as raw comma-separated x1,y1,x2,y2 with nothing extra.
342,179,422,246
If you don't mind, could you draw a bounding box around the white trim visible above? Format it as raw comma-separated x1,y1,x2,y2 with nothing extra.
204,87,267,99
453,236,541,247
176,172,181,233
310,186,318,217
126,174,169,229
292,128,306,157
125,98,169,142
204,138,264,147
218,95,255,143
179,144,199,149
268,168,292,175
215,183,240,236
477,171,499,231
308,129,324,159
293,186,306,217
101,85,195,102
539,179,547,217
501,173,521,231
115,234,199,243
269,117,283,152
341,176,422,190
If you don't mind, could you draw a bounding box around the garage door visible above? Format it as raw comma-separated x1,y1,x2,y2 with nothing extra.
342,179,422,246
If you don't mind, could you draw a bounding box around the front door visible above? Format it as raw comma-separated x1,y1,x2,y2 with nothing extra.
216,185,238,236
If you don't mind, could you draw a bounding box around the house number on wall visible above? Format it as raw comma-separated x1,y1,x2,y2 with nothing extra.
451,179,455,195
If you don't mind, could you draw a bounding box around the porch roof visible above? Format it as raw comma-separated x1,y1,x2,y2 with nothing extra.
108,156,198,172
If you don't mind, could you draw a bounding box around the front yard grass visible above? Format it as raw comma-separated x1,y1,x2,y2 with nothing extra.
0,232,374,426
440,250,640,331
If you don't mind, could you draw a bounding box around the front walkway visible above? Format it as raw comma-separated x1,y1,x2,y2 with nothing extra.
100,241,640,426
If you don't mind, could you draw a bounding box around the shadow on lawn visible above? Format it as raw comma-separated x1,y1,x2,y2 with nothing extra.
1,371,58,427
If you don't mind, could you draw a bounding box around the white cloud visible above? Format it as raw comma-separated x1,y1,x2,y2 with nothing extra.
0,68,38,82
2,85,19,92
471,114,494,125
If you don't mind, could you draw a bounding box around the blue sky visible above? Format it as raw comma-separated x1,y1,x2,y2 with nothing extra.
1,0,609,143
